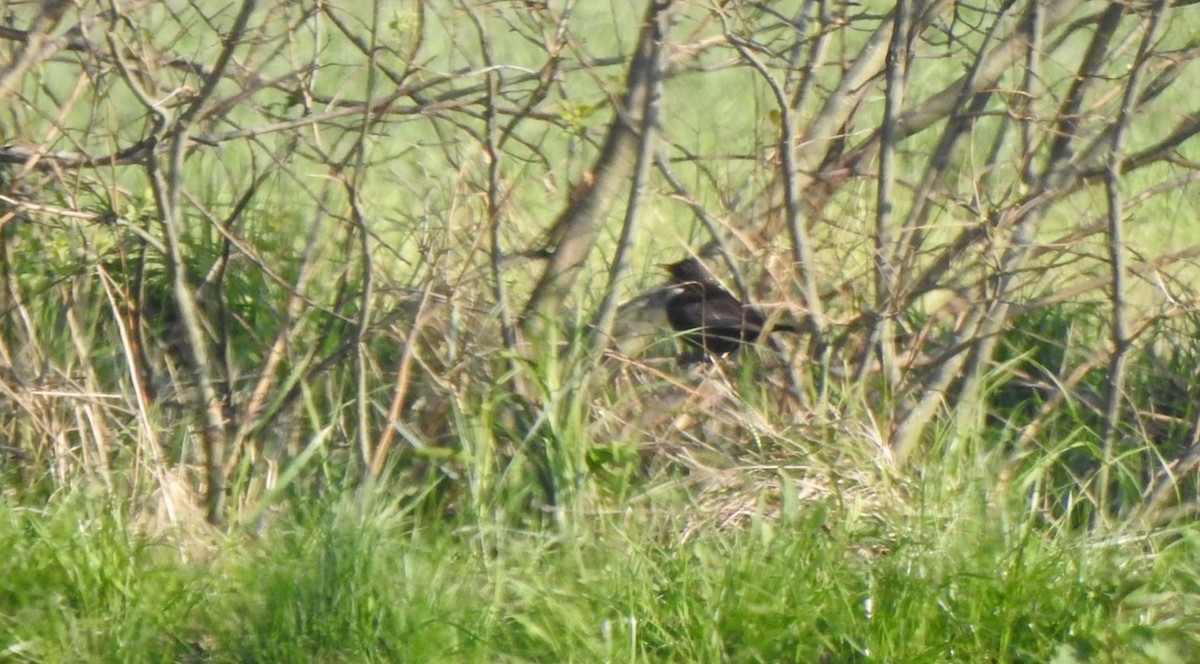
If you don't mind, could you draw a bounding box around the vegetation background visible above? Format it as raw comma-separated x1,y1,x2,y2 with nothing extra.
3,0,1200,661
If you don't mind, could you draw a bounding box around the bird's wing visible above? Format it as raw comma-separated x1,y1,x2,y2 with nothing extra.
673,293,764,334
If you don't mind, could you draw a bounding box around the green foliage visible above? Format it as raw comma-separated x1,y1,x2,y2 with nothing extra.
2,478,1198,662
0,492,206,662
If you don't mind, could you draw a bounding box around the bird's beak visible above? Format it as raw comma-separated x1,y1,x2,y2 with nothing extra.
656,262,672,272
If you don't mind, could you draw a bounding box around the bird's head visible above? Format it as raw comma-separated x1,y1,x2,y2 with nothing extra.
659,257,712,284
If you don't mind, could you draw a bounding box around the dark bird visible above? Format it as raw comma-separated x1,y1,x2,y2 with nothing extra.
660,257,800,360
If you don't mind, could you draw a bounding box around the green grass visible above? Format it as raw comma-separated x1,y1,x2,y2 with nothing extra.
2,470,1197,663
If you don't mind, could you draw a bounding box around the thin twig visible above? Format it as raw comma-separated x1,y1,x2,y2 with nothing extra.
1096,0,1170,529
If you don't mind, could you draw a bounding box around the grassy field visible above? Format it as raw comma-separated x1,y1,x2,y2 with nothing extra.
4,1,1200,662
4,470,1199,663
